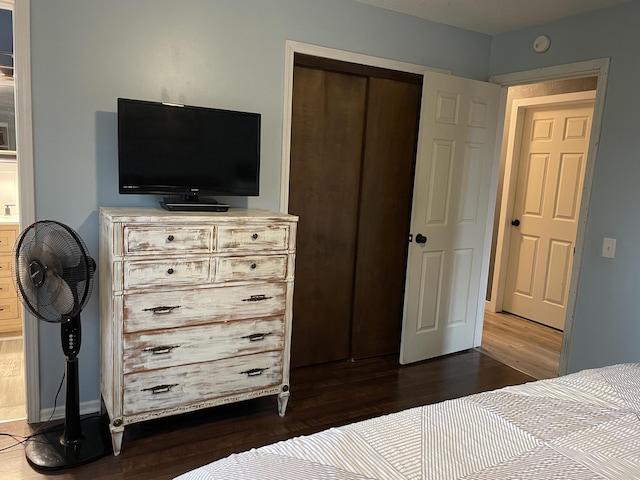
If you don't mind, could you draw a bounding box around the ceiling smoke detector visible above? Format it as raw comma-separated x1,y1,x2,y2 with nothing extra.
533,35,551,53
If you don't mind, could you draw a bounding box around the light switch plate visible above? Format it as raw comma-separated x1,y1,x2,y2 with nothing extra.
602,237,616,258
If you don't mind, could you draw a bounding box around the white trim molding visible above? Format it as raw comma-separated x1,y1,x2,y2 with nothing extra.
490,58,610,86
13,0,39,423
0,1,14,11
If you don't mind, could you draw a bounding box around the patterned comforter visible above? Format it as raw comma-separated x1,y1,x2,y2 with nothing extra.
176,363,640,479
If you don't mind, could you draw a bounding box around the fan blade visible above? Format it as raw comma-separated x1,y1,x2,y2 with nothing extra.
29,243,62,274
45,270,75,315
43,231,80,269
44,269,62,293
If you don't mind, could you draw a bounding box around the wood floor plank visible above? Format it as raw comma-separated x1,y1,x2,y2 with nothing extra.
0,350,533,479
0,338,26,421
479,310,562,379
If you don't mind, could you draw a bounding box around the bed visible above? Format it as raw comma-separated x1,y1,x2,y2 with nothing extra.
175,363,640,479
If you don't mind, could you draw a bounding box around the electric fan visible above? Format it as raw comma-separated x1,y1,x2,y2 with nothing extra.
12,220,108,471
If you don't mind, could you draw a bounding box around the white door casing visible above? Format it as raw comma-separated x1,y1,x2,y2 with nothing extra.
9,0,39,422
502,100,594,330
399,71,500,365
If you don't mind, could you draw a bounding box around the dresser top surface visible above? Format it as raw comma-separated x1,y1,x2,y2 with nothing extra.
100,207,298,224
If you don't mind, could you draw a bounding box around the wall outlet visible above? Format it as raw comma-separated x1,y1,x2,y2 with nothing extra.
602,237,616,259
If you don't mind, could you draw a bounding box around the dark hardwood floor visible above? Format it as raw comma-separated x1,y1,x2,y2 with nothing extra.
0,350,533,479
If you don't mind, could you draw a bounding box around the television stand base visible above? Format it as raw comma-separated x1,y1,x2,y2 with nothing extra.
160,197,230,212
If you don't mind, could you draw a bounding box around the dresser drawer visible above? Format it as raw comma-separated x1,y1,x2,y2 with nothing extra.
0,255,11,278
0,297,18,320
0,228,17,254
123,316,285,373
124,258,211,288
0,277,17,299
123,350,283,415
124,226,212,254
217,225,289,252
124,282,287,333
215,255,287,283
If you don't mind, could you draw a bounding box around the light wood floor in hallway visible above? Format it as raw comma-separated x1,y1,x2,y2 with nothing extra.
479,310,563,380
0,336,26,422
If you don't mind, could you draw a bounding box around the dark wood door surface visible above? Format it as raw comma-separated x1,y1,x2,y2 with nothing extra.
289,65,368,368
289,57,422,368
350,77,422,360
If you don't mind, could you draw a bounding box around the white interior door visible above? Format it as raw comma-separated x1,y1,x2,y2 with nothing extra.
503,101,594,330
400,71,500,365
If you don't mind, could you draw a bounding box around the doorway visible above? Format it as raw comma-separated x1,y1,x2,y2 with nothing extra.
288,54,422,368
0,3,25,422
484,76,598,376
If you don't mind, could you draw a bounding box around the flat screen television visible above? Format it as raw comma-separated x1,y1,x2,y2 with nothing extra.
117,98,261,211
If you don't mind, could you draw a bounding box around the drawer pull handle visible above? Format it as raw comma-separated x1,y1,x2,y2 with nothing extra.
142,384,178,394
251,233,258,240
167,268,174,275
242,294,272,302
167,235,175,242
143,345,180,355
241,367,268,377
250,263,257,270
242,332,272,342
143,305,181,314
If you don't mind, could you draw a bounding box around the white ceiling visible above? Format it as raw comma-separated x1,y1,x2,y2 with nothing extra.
350,0,633,34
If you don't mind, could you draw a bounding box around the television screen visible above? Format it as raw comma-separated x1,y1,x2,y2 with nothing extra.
118,98,261,201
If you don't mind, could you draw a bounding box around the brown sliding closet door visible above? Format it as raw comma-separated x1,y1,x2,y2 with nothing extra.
289,65,368,367
289,55,422,368
351,77,422,359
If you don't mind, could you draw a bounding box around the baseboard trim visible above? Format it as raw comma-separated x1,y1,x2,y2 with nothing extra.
38,399,101,423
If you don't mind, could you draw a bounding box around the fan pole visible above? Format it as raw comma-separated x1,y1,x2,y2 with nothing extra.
62,355,83,444
24,317,108,471
61,317,83,444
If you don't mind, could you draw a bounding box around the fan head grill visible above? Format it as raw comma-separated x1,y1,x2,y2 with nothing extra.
13,220,95,323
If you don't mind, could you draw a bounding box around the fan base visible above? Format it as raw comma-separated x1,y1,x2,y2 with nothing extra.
25,416,109,471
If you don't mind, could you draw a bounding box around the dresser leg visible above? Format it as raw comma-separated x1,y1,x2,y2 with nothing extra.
278,390,290,417
109,424,124,456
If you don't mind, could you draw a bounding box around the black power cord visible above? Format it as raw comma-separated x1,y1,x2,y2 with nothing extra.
0,370,65,453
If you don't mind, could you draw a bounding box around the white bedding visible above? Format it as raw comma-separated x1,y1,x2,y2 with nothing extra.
175,363,640,479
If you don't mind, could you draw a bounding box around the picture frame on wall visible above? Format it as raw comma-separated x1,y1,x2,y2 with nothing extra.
0,122,8,150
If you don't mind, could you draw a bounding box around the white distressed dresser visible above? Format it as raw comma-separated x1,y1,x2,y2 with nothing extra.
99,207,298,455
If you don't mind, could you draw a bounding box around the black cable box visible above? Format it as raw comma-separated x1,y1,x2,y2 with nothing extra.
160,201,230,212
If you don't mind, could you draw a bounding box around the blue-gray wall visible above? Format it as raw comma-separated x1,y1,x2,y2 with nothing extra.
29,0,491,409
0,8,12,68
28,0,640,412
489,0,640,373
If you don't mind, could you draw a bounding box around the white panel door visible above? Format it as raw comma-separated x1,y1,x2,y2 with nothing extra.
503,102,593,330
400,71,500,365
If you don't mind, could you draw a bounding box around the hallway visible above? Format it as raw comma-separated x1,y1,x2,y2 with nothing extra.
479,310,562,379
0,334,25,422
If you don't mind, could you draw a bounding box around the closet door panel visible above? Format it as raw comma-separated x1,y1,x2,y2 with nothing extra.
351,78,422,359
289,66,368,367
